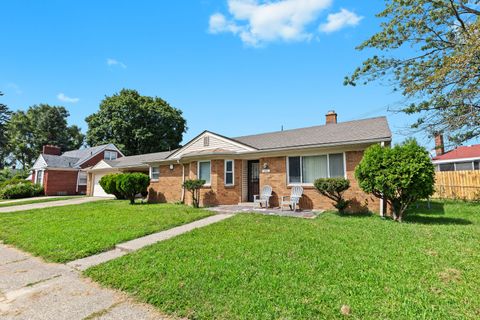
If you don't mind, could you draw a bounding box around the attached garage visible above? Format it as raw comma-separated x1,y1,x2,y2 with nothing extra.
92,173,115,198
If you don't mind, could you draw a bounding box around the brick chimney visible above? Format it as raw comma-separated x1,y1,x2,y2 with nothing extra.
434,133,444,156
42,145,62,156
326,110,337,124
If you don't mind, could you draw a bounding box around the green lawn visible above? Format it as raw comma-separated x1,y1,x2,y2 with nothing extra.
0,196,79,208
86,201,480,319
0,200,212,263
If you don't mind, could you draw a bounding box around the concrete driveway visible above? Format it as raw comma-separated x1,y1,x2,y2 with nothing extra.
0,197,106,213
0,244,166,320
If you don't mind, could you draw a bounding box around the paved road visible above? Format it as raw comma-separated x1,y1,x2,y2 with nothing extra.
0,244,167,320
0,197,107,213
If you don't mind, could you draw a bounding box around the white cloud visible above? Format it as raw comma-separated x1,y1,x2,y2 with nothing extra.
57,93,79,103
209,0,333,46
107,58,127,69
319,8,363,33
6,83,22,95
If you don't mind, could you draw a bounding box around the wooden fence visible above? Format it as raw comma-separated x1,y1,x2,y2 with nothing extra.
433,171,480,201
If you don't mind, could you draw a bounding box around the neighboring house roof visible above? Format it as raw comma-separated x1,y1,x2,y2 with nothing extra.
433,144,480,162
233,116,391,150
41,154,81,168
62,143,123,166
32,143,124,170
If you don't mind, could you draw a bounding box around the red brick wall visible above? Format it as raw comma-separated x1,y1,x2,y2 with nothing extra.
80,150,122,168
148,164,183,203
181,160,243,207
259,151,380,213
44,170,79,196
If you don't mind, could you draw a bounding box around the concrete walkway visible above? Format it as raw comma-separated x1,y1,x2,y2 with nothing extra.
67,213,234,271
0,197,106,213
1,213,235,319
0,244,167,320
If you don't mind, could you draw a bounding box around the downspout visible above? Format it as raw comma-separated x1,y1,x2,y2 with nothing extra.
379,141,386,218
180,160,185,204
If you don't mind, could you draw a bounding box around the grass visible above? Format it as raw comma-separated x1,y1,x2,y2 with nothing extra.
0,200,212,263
0,196,79,208
86,200,480,319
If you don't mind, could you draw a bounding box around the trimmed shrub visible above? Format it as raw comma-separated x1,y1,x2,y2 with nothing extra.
182,179,206,208
355,139,435,222
116,173,150,205
99,174,124,199
314,178,351,213
0,182,44,199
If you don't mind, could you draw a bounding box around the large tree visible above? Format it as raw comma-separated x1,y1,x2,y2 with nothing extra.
86,89,187,155
346,0,480,145
7,104,84,168
0,92,11,168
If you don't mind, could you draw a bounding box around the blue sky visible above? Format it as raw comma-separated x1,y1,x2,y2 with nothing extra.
1,1,431,148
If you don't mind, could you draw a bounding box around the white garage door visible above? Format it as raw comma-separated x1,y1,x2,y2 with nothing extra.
93,173,115,198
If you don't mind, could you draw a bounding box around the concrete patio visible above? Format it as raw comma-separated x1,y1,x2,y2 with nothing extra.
207,204,322,219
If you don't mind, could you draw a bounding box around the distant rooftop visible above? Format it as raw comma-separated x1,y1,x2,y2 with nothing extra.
433,144,480,161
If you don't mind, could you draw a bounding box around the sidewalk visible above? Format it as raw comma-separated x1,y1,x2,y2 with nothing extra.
0,244,167,320
67,213,234,271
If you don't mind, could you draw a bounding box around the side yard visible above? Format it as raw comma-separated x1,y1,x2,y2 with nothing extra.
0,200,212,263
86,201,480,319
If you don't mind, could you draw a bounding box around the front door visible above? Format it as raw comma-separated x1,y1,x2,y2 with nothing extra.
247,160,260,202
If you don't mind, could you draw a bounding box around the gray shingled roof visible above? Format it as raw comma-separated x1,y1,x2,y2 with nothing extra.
107,150,175,168
42,154,80,168
233,117,391,150
62,143,117,165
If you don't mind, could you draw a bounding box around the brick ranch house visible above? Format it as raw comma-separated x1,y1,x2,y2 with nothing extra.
87,112,392,213
31,144,123,196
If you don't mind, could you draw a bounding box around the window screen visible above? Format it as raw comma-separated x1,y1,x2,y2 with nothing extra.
288,157,301,183
225,160,234,185
329,153,345,178
198,161,211,184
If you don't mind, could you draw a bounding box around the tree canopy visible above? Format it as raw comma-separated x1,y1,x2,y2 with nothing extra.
86,89,187,156
0,92,11,168
355,139,435,221
6,104,84,168
346,0,480,145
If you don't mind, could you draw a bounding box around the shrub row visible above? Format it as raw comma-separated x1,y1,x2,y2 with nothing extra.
0,181,44,199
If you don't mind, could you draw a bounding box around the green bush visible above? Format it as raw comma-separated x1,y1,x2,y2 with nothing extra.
0,177,28,189
99,174,124,199
0,182,44,199
355,139,435,222
116,173,150,205
182,179,206,208
314,178,351,214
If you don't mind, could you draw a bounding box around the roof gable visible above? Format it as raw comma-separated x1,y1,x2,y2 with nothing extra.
168,131,256,159
32,155,48,170
62,143,124,167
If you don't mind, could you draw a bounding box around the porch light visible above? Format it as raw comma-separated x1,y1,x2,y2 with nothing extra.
169,164,174,170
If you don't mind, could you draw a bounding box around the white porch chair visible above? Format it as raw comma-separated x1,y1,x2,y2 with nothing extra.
281,186,303,212
253,185,272,208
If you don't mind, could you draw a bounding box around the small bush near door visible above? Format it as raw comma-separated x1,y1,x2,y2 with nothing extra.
314,178,351,214
183,179,206,208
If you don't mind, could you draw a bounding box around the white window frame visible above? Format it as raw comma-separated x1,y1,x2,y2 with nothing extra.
104,150,118,160
35,169,44,186
224,159,235,186
149,166,160,181
78,171,88,186
197,160,211,186
286,152,346,186
453,161,474,171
